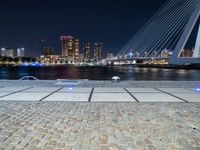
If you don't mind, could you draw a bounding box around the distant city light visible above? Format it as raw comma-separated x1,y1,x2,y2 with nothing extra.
133,60,136,64
1,48,5,51
129,52,133,56
21,48,25,50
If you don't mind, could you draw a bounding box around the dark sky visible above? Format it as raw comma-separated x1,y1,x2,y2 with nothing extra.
0,0,167,57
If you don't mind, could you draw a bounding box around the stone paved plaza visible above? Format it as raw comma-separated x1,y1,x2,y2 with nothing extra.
0,102,200,150
0,81,200,150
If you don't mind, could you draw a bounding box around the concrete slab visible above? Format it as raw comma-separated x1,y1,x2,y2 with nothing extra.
133,93,183,102
23,87,60,92
93,88,126,93
126,88,160,93
0,87,31,92
0,92,12,97
159,88,194,93
172,93,200,102
43,93,90,101
0,92,50,101
58,87,92,93
188,88,200,94
91,93,135,102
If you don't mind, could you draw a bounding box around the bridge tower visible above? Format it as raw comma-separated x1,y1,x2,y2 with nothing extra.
169,2,200,64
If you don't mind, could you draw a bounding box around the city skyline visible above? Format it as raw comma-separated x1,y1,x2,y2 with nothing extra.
0,0,166,57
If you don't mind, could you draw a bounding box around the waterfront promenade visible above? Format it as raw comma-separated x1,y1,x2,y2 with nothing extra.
0,80,200,149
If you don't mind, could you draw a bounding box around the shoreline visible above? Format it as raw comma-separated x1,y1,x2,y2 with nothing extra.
1,63,200,69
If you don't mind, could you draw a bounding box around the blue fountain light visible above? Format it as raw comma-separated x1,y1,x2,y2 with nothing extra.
68,87,73,90
195,88,200,92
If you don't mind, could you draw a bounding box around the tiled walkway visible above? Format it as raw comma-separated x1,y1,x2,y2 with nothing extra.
0,86,200,102
0,84,200,149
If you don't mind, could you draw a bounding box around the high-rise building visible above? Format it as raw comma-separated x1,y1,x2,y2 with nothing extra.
106,53,114,60
83,42,90,63
43,47,54,56
60,36,79,64
181,49,194,57
73,39,80,63
17,48,25,57
161,49,169,58
94,42,102,62
1,48,14,58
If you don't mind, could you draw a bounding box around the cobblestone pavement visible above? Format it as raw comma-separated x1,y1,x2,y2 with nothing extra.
0,102,200,150
0,80,200,88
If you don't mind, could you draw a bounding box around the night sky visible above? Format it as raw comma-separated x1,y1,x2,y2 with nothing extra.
0,0,167,57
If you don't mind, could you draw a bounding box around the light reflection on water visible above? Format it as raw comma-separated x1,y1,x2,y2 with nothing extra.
0,65,200,80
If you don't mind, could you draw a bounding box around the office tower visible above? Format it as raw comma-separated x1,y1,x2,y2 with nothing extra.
181,49,194,57
17,48,25,57
60,36,74,63
161,49,169,58
106,53,114,60
1,48,14,58
73,39,80,63
83,42,90,63
94,42,102,62
43,47,54,56
60,36,80,64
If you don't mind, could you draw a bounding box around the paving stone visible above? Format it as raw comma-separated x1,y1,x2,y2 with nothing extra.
159,88,195,93
94,88,126,93
91,93,135,102
0,92,51,101
172,93,200,102
59,87,92,93
43,93,89,101
126,88,160,93
133,93,183,102
0,100,199,149
23,87,60,92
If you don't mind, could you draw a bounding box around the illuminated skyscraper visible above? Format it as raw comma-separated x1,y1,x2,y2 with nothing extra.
17,48,25,57
73,39,80,63
94,42,102,62
60,36,79,64
83,42,90,63
1,48,14,58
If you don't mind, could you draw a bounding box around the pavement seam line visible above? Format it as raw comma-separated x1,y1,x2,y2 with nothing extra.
88,87,94,102
124,88,139,102
39,87,64,102
0,86,34,99
154,88,189,103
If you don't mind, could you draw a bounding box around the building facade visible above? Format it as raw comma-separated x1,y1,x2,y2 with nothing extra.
161,49,169,58
73,39,80,63
106,53,114,60
83,42,91,63
94,42,102,62
60,36,79,64
181,49,194,57
1,48,14,57
17,48,25,57
43,47,54,56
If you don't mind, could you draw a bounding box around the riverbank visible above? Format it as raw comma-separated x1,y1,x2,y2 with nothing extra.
124,64,200,69
0,80,200,88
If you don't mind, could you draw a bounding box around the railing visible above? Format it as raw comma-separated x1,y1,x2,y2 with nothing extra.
19,76,39,80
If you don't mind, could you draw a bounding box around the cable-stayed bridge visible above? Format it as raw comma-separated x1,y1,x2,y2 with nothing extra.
116,0,200,65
